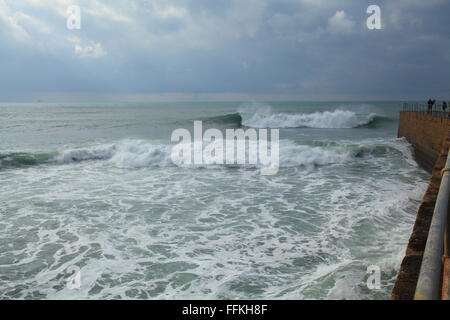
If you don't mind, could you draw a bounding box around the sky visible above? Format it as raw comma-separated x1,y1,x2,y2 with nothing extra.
0,0,449,102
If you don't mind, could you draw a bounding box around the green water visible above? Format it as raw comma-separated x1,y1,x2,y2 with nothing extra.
0,101,428,299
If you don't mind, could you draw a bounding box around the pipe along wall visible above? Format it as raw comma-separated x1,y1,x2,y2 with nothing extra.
392,111,450,299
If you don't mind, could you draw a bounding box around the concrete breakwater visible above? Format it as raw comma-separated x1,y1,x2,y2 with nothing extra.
392,111,450,300
397,111,450,172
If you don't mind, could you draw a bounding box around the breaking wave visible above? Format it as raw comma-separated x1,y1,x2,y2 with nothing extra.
0,152,56,168
200,113,243,127
195,103,394,129
0,138,414,170
241,109,384,129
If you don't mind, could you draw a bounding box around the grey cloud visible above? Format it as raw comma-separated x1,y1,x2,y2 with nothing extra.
0,0,449,101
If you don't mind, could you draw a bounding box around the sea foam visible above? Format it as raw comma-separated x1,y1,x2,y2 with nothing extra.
242,109,378,129
0,138,414,171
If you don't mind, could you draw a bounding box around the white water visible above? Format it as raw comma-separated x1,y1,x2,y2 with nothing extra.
46,138,412,170
241,107,378,129
0,137,427,300
0,101,428,300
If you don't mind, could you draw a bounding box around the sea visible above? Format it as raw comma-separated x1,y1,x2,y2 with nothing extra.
0,101,429,299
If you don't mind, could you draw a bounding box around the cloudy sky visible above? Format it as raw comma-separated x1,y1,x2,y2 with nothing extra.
1,0,449,101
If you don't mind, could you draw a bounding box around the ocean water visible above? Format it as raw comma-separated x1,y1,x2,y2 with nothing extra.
0,101,429,300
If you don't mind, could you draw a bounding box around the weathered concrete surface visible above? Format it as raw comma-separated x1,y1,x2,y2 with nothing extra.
397,112,450,172
443,258,450,299
392,111,450,300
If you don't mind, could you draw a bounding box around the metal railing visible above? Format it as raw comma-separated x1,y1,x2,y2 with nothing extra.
414,148,450,300
402,102,450,119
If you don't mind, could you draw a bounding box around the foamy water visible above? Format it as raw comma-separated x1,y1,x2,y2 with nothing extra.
242,109,378,129
0,101,428,299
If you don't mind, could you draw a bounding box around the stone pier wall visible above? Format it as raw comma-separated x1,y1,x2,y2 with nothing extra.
392,111,450,299
397,112,450,172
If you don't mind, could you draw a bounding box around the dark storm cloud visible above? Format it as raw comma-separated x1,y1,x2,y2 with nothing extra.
0,0,449,101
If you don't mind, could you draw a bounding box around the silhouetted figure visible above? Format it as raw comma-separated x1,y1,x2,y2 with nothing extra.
443,101,448,111
431,99,436,114
427,99,433,114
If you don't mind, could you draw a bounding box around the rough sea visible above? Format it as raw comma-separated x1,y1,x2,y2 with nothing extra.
0,101,429,299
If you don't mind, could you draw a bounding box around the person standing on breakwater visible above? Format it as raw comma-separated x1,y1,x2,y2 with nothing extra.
443,101,449,117
427,99,433,114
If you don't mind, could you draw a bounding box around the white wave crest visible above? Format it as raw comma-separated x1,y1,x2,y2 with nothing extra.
280,143,354,167
242,109,377,129
53,141,172,168
51,140,359,169
48,137,417,171
54,145,117,164
110,142,173,168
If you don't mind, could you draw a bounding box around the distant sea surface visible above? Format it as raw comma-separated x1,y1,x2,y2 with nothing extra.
0,101,428,299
